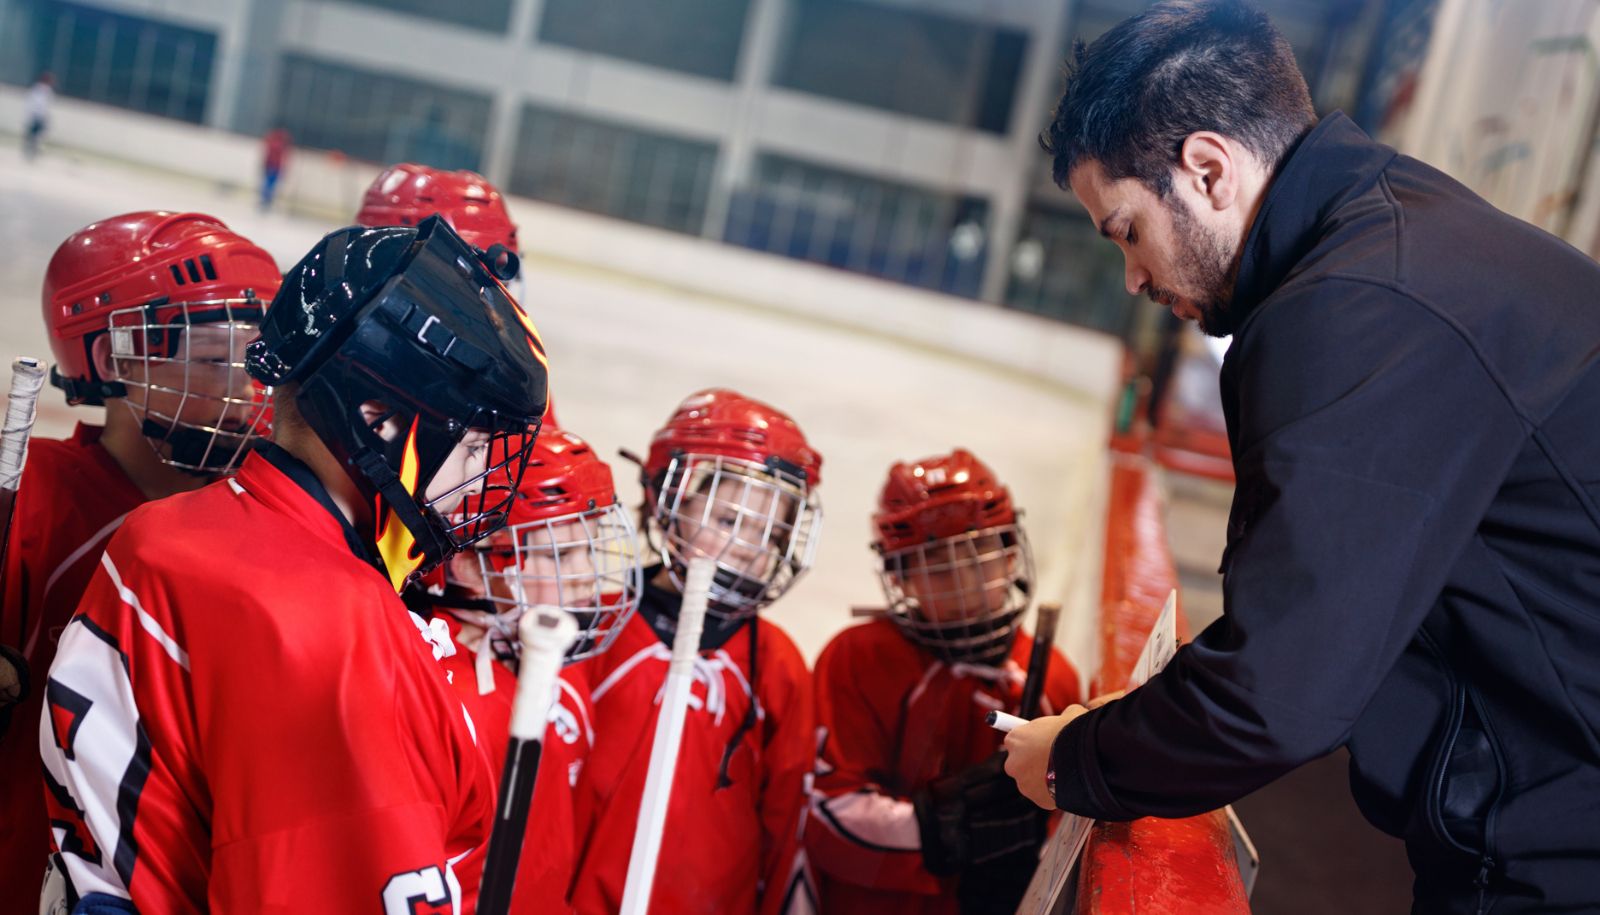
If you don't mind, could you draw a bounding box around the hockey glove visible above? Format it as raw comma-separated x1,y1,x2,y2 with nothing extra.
913,751,1049,878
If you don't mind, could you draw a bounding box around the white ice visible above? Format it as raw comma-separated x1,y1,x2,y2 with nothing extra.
0,143,1105,666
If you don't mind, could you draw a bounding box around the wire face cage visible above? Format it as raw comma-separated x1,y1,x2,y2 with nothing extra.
424,418,540,553
879,524,1035,666
106,298,269,473
653,453,822,620
460,498,643,666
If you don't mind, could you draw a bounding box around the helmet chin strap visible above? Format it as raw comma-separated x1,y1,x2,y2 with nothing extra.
139,418,243,475
352,446,452,591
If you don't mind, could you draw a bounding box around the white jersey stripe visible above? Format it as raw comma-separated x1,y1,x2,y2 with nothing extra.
42,512,130,601
100,553,190,671
557,676,595,747
590,643,669,702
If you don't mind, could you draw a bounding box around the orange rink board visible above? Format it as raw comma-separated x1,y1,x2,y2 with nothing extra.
1074,441,1248,914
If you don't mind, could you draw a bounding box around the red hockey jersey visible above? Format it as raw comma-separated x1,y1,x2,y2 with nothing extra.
0,423,145,898
438,618,595,914
806,617,1082,914
38,448,494,914
569,593,817,915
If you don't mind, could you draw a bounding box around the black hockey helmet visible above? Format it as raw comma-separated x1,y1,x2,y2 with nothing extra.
246,216,549,590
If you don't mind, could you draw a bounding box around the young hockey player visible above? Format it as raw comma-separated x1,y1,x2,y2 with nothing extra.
38,217,549,913
569,388,822,915
423,424,641,912
354,162,555,429
807,449,1082,915
0,211,278,899
355,162,531,310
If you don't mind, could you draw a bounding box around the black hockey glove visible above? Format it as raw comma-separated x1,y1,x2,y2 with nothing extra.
913,751,1049,879
954,833,1047,915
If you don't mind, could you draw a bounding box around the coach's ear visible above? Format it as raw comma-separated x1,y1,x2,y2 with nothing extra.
1177,131,1242,211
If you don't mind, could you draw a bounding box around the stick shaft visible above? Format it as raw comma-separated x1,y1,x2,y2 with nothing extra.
476,609,578,915
1017,602,1061,719
619,557,713,915
477,738,544,914
0,358,47,657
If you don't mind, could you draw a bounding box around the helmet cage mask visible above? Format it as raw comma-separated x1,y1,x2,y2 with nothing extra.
650,453,821,621
105,295,269,474
879,523,1034,666
456,500,642,666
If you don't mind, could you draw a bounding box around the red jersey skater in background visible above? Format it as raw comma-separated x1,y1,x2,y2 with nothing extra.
570,389,823,915
39,218,550,913
421,425,641,911
808,449,1082,915
0,212,279,901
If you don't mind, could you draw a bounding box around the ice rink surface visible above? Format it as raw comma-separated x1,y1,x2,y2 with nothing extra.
0,143,1106,666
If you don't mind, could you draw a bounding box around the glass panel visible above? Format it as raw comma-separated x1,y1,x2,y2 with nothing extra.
507,103,720,235
538,0,751,82
773,0,1027,134
313,0,513,33
1002,204,1141,338
728,154,989,297
4,0,216,124
274,54,494,171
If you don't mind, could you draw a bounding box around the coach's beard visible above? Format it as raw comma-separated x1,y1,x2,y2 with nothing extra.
1160,196,1242,339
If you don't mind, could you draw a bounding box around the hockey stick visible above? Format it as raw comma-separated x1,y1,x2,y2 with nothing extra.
477,607,580,915
1016,602,1061,720
0,357,45,575
618,556,714,915
0,358,46,735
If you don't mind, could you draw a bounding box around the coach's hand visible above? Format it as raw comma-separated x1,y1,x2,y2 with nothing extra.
1003,705,1088,810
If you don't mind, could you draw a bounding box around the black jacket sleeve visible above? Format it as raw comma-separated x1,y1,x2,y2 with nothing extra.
1051,278,1529,820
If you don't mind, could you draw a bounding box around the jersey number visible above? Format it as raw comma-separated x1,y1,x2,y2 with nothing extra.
382,866,451,915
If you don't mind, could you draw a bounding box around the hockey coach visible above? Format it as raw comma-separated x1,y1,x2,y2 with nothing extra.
1001,2,1600,911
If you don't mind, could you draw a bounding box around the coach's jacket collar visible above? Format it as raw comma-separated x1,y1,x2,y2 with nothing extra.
1229,111,1398,329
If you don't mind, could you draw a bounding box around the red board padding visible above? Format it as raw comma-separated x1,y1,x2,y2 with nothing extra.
1078,812,1246,914
1151,441,1236,485
1076,450,1250,913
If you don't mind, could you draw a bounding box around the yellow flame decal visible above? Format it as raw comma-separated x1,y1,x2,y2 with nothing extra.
504,288,554,421
376,418,425,592
504,288,550,371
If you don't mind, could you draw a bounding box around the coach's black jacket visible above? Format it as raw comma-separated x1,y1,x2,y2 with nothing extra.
1050,112,1600,911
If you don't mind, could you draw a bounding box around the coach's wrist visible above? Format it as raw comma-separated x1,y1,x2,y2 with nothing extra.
1047,705,1134,820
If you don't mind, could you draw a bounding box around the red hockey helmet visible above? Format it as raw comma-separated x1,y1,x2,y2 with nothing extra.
642,389,823,620
446,426,640,669
355,163,518,253
874,449,1016,551
873,449,1034,665
43,211,280,472
643,388,822,489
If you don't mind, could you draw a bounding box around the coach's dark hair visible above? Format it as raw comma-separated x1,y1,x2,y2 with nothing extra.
1041,0,1315,195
